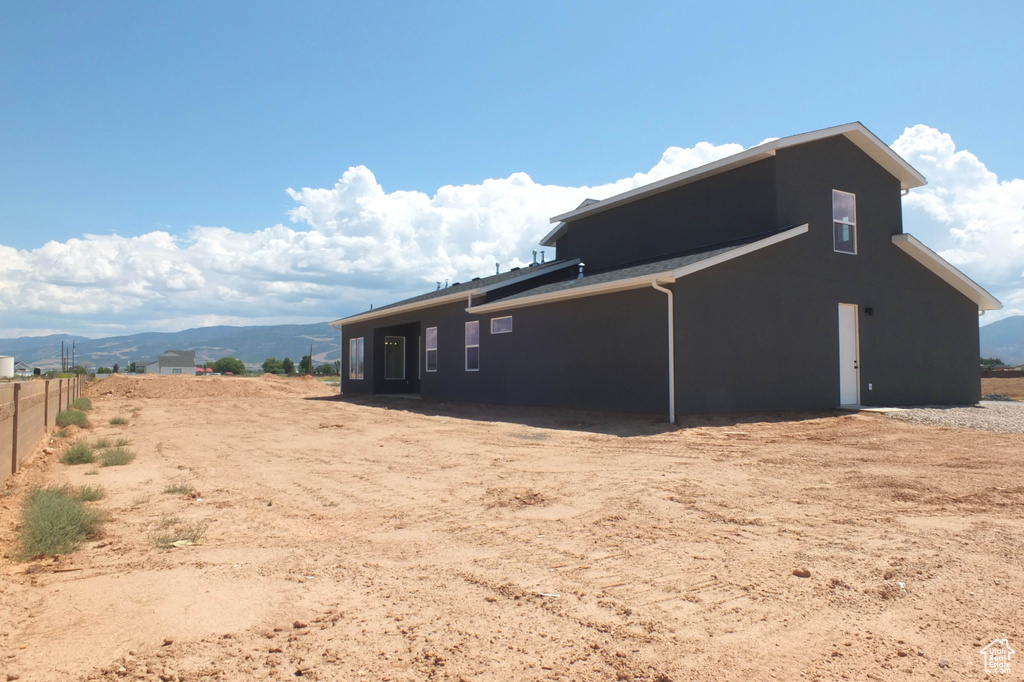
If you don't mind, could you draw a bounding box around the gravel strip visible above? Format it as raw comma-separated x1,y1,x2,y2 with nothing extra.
886,400,1024,434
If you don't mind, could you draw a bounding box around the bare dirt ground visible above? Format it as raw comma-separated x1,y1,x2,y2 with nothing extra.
2,375,1023,681
983,376,1024,399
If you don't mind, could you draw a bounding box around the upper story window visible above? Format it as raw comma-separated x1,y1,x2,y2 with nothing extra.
832,190,857,254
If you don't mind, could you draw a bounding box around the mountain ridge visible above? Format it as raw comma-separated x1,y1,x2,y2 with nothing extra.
0,322,340,369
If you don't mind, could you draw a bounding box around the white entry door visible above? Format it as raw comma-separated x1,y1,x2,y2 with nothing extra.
838,303,860,405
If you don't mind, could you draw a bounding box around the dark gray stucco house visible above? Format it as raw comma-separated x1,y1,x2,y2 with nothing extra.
329,123,1000,421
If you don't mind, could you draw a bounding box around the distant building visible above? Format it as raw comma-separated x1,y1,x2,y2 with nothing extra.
13,361,37,377
142,350,197,375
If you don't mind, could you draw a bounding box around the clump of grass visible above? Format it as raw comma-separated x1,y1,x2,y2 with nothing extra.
60,441,94,465
151,519,207,549
93,437,113,449
163,478,196,496
84,469,99,476
113,437,131,447
109,416,129,426
71,397,92,411
54,428,68,439
99,447,135,467
75,484,105,502
17,485,104,558
130,494,150,507
56,409,90,429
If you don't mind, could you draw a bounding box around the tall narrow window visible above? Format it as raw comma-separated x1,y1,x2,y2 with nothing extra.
832,189,857,254
384,336,405,380
425,326,438,372
465,321,480,371
348,337,364,380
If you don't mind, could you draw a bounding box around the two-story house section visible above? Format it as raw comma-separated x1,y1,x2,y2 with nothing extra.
330,123,1000,420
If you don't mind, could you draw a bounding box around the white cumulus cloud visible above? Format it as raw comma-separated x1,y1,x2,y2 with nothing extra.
893,125,1024,321
1,128,1020,337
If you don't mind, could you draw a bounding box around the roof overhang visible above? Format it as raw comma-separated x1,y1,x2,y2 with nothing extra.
469,224,808,314
892,234,1002,311
329,290,476,328
541,122,926,247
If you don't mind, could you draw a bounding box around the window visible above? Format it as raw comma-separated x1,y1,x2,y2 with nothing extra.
171,368,182,375
490,316,512,334
348,337,364,380
465,321,480,371
425,326,438,372
832,189,856,254
384,336,405,380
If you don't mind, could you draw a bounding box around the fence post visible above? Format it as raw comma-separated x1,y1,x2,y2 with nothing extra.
44,380,50,429
11,383,19,475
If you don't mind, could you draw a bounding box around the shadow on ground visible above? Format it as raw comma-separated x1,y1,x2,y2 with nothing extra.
304,393,843,437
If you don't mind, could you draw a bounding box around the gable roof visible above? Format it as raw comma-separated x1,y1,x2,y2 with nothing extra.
468,224,809,314
158,350,196,368
892,234,1002,311
541,122,926,247
328,258,580,327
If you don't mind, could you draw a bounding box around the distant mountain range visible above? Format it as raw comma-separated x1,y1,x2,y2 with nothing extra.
0,323,340,370
2,314,1020,371
980,315,1024,365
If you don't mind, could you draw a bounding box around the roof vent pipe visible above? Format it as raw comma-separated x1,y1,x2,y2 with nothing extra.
532,250,538,265
577,262,585,279
496,262,500,275
541,251,545,264
445,279,449,288
436,282,441,291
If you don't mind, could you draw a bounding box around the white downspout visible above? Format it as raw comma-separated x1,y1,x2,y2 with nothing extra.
650,281,675,424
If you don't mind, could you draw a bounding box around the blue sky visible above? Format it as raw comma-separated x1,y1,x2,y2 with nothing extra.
1,1,1022,337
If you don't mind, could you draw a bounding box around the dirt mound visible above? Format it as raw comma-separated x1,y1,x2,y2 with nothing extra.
85,374,336,400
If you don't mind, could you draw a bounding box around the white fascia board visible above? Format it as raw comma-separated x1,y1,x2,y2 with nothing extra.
469,224,808,315
329,290,478,328
892,234,1002,310
467,272,677,314
544,123,926,238
671,224,808,278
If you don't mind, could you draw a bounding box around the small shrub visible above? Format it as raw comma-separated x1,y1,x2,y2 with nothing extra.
54,428,68,439
99,447,135,467
84,469,99,476
75,484,105,502
61,441,94,465
163,479,196,496
18,485,103,558
109,416,129,426
130,494,150,507
71,397,92,410
56,409,90,429
151,520,207,549
93,437,112,449
113,437,131,447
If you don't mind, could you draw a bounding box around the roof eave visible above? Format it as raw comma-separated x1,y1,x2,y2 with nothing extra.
329,290,478,328
546,123,927,230
891,234,1001,310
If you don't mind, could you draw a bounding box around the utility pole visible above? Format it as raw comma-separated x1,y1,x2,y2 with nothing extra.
310,344,313,375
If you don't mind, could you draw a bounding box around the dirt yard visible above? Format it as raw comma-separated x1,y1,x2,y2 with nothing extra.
2,375,1022,681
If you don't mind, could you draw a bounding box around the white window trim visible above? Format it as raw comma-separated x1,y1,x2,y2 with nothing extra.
425,326,438,372
348,337,364,380
832,189,857,255
490,316,513,334
465,321,480,372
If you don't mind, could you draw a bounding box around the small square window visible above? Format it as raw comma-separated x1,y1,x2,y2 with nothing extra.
832,189,857,254
490,316,512,334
